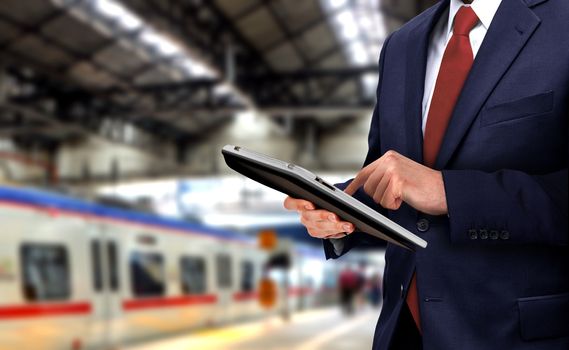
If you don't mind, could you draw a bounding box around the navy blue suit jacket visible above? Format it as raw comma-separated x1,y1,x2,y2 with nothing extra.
323,0,569,349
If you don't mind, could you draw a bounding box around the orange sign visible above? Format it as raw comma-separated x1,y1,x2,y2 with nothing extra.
258,278,277,309
258,230,277,250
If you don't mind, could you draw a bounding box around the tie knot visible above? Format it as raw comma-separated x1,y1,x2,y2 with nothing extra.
453,6,479,36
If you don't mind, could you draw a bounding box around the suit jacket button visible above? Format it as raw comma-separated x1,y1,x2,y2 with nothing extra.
468,229,478,240
489,230,499,240
417,218,430,232
400,284,404,298
500,230,510,240
479,229,488,239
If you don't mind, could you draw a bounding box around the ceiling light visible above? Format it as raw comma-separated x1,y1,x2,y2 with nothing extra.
213,83,233,97
189,62,215,78
140,29,182,56
327,0,348,10
178,60,216,79
362,73,378,95
349,41,368,65
119,13,143,31
334,10,360,41
92,0,142,31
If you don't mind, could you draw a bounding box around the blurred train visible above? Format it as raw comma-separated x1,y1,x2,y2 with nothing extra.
0,185,341,350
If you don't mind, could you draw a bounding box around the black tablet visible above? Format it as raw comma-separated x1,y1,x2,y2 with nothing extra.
222,145,427,251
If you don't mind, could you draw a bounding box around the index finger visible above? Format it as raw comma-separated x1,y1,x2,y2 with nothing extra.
344,165,374,195
283,196,315,211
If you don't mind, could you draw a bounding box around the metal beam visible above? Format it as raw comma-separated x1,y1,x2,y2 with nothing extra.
0,0,82,52
262,106,372,116
130,0,299,103
0,126,67,137
0,13,134,85
95,66,376,97
263,0,310,65
232,1,269,22
262,6,345,54
244,66,379,80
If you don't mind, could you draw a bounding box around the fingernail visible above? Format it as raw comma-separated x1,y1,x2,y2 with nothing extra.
343,224,352,231
305,205,313,210
328,214,336,222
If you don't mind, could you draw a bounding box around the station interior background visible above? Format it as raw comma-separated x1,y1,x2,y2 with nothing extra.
0,0,436,349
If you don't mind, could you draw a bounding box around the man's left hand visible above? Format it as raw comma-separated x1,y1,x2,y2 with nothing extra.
344,150,448,215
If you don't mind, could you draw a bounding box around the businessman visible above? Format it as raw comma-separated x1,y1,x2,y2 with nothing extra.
284,0,569,349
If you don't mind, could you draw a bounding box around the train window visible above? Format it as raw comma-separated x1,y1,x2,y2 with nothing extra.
20,244,70,301
91,241,103,291
107,242,120,291
241,260,255,292
180,256,206,295
216,254,232,288
130,252,165,297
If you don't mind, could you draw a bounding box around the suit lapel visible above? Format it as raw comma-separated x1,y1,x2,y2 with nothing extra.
403,0,449,164
434,0,541,169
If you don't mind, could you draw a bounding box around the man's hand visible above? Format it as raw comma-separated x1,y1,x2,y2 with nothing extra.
283,197,355,239
345,150,448,215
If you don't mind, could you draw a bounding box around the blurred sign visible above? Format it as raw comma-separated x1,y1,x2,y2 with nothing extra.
136,234,157,245
266,252,291,269
258,229,277,250
258,278,277,309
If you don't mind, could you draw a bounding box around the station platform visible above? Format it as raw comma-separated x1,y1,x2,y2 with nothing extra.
124,307,379,350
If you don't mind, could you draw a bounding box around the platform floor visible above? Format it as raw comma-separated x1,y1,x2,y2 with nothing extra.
124,307,379,350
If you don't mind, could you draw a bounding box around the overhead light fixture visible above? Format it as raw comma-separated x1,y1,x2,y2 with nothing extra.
189,62,215,78
348,41,369,65
327,0,348,10
178,60,216,79
213,83,233,98
86,0,218,80
236,111,256,124
359,16,374,33
140,29,182,56
320,0,385,96
334,10,360,41
92,0,142,31
362,72,378,96
320,0,386,66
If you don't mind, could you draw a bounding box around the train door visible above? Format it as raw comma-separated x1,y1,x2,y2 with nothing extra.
0,204,91,350
231,250,260,320
213,249,234,325
87,223,123,349
178,247,215,329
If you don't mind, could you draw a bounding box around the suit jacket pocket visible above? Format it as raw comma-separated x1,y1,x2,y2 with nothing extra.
518,292,569,341
481,90,554,127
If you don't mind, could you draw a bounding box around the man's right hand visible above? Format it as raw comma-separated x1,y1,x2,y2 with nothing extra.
283,196,355,239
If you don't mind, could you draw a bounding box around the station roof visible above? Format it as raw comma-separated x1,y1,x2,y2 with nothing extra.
0,0,435,150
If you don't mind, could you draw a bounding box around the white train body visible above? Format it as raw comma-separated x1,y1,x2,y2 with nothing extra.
0,186,338,350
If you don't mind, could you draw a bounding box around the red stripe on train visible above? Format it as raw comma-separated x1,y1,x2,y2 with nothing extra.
123,295,218,311
0,302,91,319
233,291,258,301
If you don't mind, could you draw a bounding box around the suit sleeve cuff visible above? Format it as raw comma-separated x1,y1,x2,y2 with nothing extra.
329,238,346,256
442,169,509,244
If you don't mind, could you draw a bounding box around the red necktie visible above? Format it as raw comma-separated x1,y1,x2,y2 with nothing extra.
408,6,479,333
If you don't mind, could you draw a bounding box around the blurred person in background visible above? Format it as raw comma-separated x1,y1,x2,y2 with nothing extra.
285,0,569,349
338,265,358,316
354,261,367,311
368,272,382,309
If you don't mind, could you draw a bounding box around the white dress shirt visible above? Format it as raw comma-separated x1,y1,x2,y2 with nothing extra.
330,0,502,255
